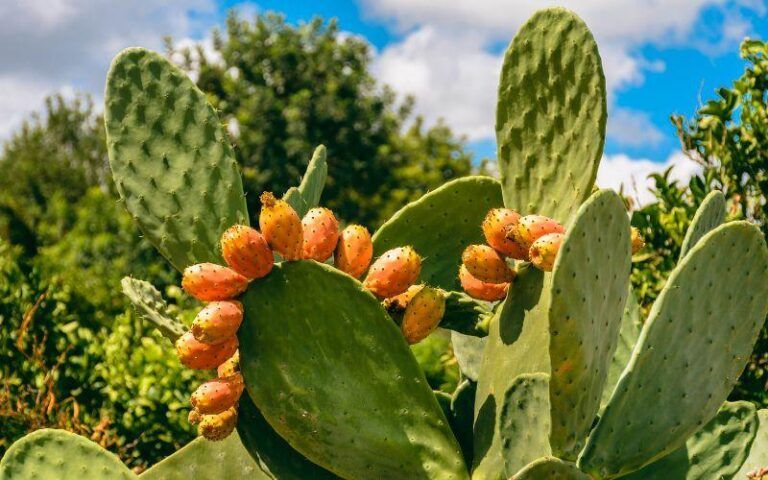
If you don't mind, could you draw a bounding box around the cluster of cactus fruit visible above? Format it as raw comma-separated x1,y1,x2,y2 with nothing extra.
3,6,768,480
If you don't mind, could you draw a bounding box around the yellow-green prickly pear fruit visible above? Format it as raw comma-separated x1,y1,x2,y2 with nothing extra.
401,286,446,344
217,350,240,378
631,226,645,254
507,214,565,250
301,207,340,262
259,192,303,260
198,406,238,441
529,232,565,272
363,246,422,298
334,224,373,278
220,224,273,280
462,244,515,284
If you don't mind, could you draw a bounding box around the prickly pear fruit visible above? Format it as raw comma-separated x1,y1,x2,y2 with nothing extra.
459,264,509,302
748,467,768,480
483,208,527,259
334,224,373,278
259,192,303,260
217,350,240,378
182,263,249,301
188,409,202,425
630,226,645,254
462,244,515,284
198,406,238,441
383,284,424,313
507,214,565,250
191,301,243,345
220,225,273,279
363,246,422,298
301,207,340,261
175,331,239,370
191,373,245,415
401,286,446,344
529,232,564,272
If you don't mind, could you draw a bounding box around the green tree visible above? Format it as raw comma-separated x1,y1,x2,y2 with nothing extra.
169,12,474,227
632,38,768,406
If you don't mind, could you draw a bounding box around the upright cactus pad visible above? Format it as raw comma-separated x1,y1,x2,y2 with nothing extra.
579,222,768,478
622,401,759,480
548,190,631,458
105,48,248,271
121,277,185,342
283,145,328,218
238,261,468,479
498,373,552,477
496,8,606,222
511,457,590,480
451,332,486,381
734,409,768,479
600,289,642,409
0,429,134,480
373,177,503,291
679,190,726,259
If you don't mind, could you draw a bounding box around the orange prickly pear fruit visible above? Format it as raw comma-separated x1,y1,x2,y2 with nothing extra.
401,286,446,344
188,409,202,425
175,331,238,370
630,227,645,254
482,208,527,259
383,284,425,312
182,263,249,301
198,406,238,441
220,225,273,280
191,373,245,415
217,350,240,378
506,215,565,250
301,207,340,262
459,264,509,302
529,233,565,272
334,224,373,278
363,246,422,298
462,244,515,284
259,192,303,260
191,301,243,345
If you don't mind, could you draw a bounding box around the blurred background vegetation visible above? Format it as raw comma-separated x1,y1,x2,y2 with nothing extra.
0,11,767,472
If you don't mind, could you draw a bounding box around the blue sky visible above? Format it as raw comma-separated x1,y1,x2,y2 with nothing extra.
1,0,766,202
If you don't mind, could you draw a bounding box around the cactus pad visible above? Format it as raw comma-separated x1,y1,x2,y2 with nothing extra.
236,394,339,479
600,289,642,409
622,401,758,480
579,221,768,478
441,291,493,337
734,409,768,479
498,373,552,478
679,190,725,259
140,433,264,480
105,48,248,271
452,331,486,381
283,145,328,218
121,277,185,342
548,190,631,458
0,429,134,480
373,177,503,291
451,379,477,467
511,457,590,480
496,8,605,222
238,261,468,479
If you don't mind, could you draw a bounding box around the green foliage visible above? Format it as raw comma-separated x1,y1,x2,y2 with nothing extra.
169,12,474,227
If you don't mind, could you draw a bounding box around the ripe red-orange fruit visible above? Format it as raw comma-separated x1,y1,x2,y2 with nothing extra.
301,207,340,262
363,246,421,298
529,233,565,272
334,225,373,278
220,225,273,279
191,301,243,345
459,264,509,302
482,208,527,259
507,215,565,250
175,331,238,370
259,192,303,260
461,244,515,284
191,373,245,415
182,263,249,301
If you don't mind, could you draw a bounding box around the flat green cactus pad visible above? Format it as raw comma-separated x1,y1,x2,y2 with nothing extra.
734,409,768,479
679,190,725,259
451,380,477,467
441,291,493,337
622,401,758,480
511,457,590,480
600,289,642,410
579,221,768,479
451,331,486,381
236,394,339,479
0,429,134,480
473,267,550,480
548,190,631,459
283,145,328,218
121,277,185,342
496,7,605,222
373,176,503,291
238,261,468,479
105,48,248,272
140,433,265,480
498,373,552,478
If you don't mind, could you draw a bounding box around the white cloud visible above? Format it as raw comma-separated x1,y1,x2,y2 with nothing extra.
608,109,665,148
598,151,703,205
366,0,763,146
0,0,216,139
